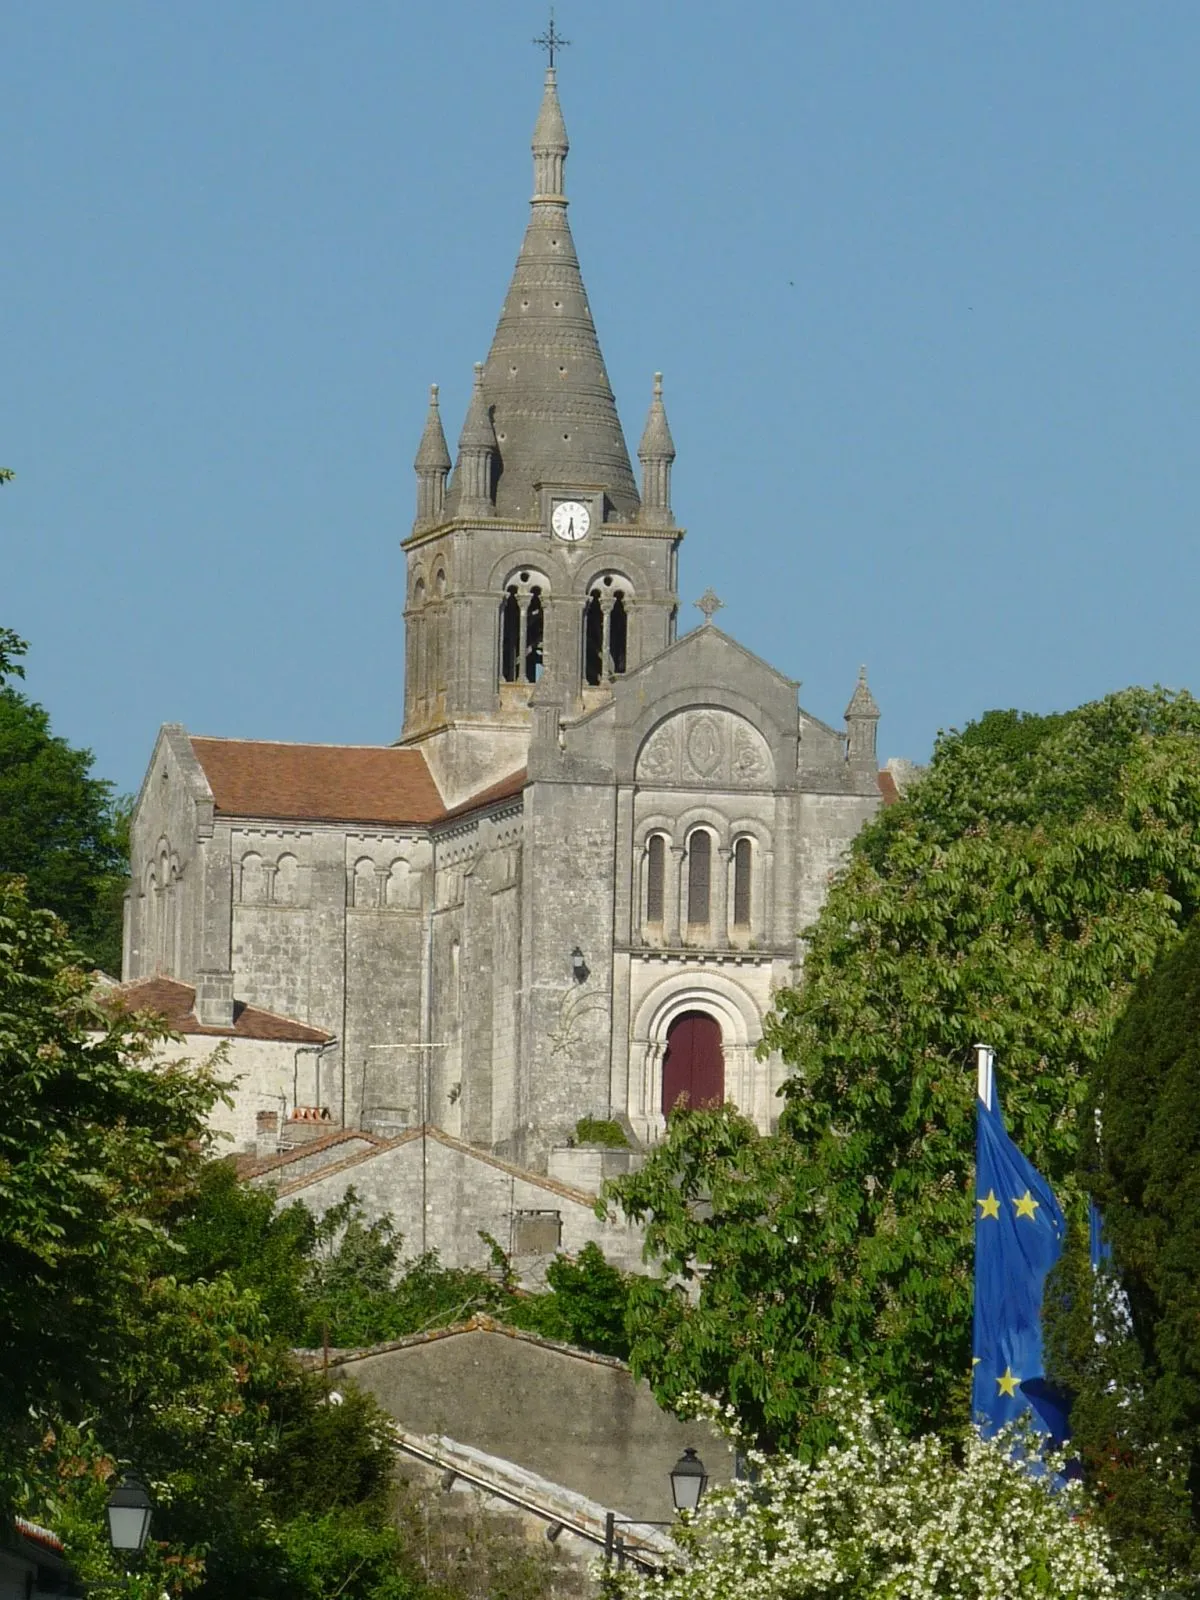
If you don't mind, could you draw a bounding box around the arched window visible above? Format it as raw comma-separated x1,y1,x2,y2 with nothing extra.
525,587,544,680
499,571,547,684
274,853,299,905
733,837,752,928
583,574,631,686
352,858,377,909
500,588,521,681
583,590,603,685
646,834,666,923
686,830,712,927
610,590,627,674
412,578,427,703
239,851,266,904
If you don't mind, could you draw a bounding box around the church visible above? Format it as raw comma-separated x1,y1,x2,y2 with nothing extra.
121,64,895,1215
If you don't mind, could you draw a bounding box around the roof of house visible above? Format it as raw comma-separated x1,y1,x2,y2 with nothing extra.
188,736,526,827
242,1121,598,1208
310,1312,628,1373
107,975,332,1043
877,768,900,805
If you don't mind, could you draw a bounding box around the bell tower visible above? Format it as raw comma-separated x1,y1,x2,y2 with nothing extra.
399,60,684,805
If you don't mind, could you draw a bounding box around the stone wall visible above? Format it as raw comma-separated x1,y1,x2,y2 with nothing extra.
330,1321,734,1524
263,1128,647,1276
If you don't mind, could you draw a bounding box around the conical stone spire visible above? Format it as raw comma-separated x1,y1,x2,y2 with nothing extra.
453,363,497,517
638,372,676,526
447,66,639,522
413,383,452,530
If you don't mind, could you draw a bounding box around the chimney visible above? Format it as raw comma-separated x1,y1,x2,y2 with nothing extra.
194,969,235,1029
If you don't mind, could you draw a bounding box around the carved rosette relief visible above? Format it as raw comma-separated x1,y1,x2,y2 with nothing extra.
635,710,774,788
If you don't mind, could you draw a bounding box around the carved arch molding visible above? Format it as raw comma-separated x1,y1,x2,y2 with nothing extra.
635,709,774,788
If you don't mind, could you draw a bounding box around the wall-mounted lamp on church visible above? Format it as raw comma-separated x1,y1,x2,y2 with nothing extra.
571,946,589,984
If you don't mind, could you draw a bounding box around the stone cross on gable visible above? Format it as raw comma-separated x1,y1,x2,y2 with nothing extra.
695,589,723,626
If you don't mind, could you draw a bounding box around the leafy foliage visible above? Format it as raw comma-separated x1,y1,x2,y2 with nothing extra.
172,1165,636,1357
0,877,221,1508
607,1378,1134,1600
1048,915,1200,1577
610,688,1200,1452
572,1116,629,1148
0,626,130,971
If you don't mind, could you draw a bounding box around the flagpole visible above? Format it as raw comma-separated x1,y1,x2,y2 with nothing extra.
975,1043,994,1112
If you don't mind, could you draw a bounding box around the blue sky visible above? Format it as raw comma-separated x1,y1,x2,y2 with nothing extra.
3,2,1197,796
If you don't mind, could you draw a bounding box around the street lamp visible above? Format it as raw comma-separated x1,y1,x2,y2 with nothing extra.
669,1447,708,1514
604,1447,710,1566
105,1476,153,1553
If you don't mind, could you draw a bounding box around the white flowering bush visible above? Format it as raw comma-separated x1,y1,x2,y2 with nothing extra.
608,1381,1142,1600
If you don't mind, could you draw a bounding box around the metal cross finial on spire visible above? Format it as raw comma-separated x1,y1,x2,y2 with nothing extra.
695,589,723,626
533,9,570,67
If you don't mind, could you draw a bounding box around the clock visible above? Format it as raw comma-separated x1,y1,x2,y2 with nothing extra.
551,499,591,542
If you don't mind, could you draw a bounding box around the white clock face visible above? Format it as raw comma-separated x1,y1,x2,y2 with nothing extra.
551,500,591,542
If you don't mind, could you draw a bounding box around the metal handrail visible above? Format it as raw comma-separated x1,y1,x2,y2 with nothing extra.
387,1425,666,1571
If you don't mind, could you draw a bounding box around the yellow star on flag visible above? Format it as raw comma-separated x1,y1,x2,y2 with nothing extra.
996,1367,1021,1398
976,1189,1001,1220
1013,1190,1040,1220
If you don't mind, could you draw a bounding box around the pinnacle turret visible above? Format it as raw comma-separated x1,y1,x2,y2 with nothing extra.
845,666,880,767
412,383,452,531
415,384,452,470
452,364,497,517
844,664,880,720
638,372,676,526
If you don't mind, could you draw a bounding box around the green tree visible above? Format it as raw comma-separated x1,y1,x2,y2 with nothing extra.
609,688,1200,1452
0,627,130,971
504,1242,633,1358
1048,914,1200,1578
170,1159,317,1336
0,876,221,1510
171,1165,636,1356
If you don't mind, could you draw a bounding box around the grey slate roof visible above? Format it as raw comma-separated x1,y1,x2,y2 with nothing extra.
446,67,640,522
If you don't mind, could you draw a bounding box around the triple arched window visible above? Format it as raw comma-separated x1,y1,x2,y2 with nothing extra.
641,828,760,943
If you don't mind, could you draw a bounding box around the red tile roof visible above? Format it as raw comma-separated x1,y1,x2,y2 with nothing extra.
190,738,446,825
107,975,331,1043
188,737,526,827
877,768,900,806
14,1517,65,1555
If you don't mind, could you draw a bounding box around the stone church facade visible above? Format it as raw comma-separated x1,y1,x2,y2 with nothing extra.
124,67,892,1176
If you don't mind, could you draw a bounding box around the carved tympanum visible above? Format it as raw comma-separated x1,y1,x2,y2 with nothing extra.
636,710,774,788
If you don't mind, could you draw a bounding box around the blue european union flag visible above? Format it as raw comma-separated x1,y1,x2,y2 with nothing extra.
971,1062,1070,1444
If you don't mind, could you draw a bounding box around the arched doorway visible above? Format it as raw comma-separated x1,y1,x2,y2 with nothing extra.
661,1011,724,1115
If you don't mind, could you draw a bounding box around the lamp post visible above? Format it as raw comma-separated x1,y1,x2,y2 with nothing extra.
603,1448,708,1567
105,1476,153,1555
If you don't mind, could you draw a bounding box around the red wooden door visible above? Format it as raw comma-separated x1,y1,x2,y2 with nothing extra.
662,1012,724,1115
